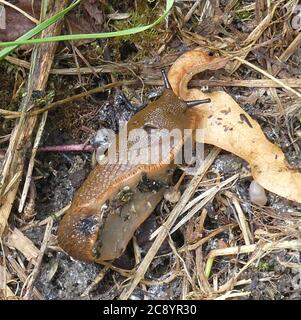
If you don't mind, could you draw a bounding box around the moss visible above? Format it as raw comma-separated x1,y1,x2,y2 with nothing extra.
257,259,270,272
235,10,253,21
0,61,14,107
234,0,254,21
107,0,166,61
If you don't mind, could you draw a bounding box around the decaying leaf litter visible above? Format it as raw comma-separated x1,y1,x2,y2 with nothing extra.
0,0,301,300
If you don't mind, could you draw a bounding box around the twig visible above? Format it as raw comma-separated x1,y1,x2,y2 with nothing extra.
37,144,95,153
18,112,48,213
23,217,53,299
234,56,301,99
205,239,301,281
273,33,301,76
0,0,69,236
4,56,137,75
179,224,236,252
168,235,193,287
7,256,43,299
190,78,301,88
184,0,201,22
170,174,239,235
0,80,136,119
194,211,213,295
5,55,301,87
215,291,251,300
225,192,252,245
81,265,110,297
3,76,301,119
149,174,237,240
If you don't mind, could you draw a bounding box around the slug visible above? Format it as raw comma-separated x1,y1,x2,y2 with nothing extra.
57,71,210,263
58,48,301,263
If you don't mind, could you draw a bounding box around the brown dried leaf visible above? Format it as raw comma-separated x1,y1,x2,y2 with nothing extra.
168,49,301,204
82,0,104,25
0,0,104,43
0,0,40,42
5,228,39,263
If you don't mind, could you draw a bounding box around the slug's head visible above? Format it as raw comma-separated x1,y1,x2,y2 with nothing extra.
127,70,211,132
57,207,102,262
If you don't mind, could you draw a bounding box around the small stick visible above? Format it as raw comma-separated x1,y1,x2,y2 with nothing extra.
18,112,48,213
205,239,301,280
170,174,239,235
215,291,251,300
0,80,136,119
4,56,136,75
38,144,95,153
194,209,211,292
0,0,69,237
190,78,301,88
184,0,201,22
3,77,301,119
81,265,110,297
195,246,212,294
180,224,236,252
230,194,252,245
23,217,53,300
273,33,301,77
7,256,43,299
234,56,301,99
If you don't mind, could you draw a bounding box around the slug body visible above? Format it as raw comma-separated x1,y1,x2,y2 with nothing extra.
58,88,197,263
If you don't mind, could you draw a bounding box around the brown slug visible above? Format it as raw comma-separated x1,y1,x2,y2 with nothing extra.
57,70,210,263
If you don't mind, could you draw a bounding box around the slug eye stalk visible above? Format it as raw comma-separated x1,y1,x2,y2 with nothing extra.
185,99,211,108
161,69,171,89
161,69,211,107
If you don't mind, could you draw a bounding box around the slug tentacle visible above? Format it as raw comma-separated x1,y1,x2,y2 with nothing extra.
161,69,171,89
185,99,211,108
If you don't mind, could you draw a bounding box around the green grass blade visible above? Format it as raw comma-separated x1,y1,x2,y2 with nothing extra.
0,0,174,49
0,0,81,60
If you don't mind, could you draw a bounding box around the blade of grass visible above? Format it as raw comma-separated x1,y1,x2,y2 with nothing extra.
0,0,81,60
0,0,174,50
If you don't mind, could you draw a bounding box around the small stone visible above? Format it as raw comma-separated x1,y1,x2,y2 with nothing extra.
249,180,268,206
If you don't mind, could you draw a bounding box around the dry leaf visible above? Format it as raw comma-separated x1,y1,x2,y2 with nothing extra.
5,228,39,263
82,0,104,25
168,48,301,204
0,0,104,43
0,0,40,42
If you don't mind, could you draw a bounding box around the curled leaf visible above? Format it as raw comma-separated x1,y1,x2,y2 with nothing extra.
168,49,301,204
